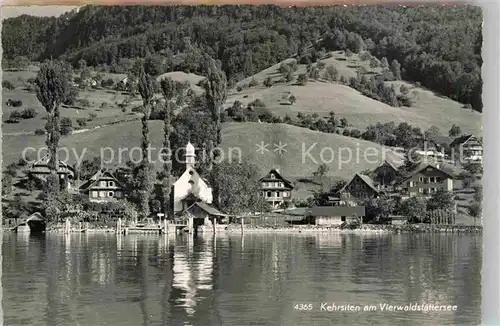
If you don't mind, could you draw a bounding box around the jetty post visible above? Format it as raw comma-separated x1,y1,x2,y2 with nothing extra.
78,222,82,232
188,217,194,234
116,218,122,234
241,216,244,234
64,218,71,234
163,219,168,235
213,217,217,233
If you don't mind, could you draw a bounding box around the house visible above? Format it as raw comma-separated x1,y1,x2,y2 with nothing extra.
399,163,454,197
373,160,399,190
171,142,214,213
259,168,294,209
28,153,75,189
338,174,379,201
305,205,366,226
449,134,483,162
79,169,124,202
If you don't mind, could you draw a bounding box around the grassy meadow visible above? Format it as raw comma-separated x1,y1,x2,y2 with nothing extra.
228,51,482,135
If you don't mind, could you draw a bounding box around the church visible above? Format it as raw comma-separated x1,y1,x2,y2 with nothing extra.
170,142,228,229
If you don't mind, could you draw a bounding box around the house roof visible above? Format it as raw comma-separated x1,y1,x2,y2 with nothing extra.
400,163,454,183
259,169,294,189
450,134,473,147
186,201,228,217
339,174,379,194
29,153,75,172
79,169,122,190
375,160,398,172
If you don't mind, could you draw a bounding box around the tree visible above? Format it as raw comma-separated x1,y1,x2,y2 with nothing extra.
463,162,483,175
380,57,389,69
323,65,339,82
339,117,348,128
363,196,395,223
313,163,329,179
369,57,379,68
424,125,441,143
391,59,402,80
460,171,475,189
468,201,482,220
202,54,227,163
35,60,71,191
211,161,263,214
160,76,175,219
400,196,427,223
60,117,73,135
345,49,353,59
263,77,272,87
473,184,483,203
2,174,13,196
449,124,462,137
2,80,15,90
137,65,155,218
427,188,455,211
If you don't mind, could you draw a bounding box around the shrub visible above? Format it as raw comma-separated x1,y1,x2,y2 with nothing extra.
6,110,22,123
2,80,15,90
21,108,38,119
297,73,308,85
60,117,73,135
6,99,23,107
249,78,259,87
400,84,410,94
34,129,45,135
121,107,127,113
131,107,143,113
350,129,362,138
263,77,272,88
87,112,98,121
76,118,87,127
236,85,243,92
342,129,350,136
77,98,91,107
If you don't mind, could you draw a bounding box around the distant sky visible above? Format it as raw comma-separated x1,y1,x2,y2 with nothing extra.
1,5,79,20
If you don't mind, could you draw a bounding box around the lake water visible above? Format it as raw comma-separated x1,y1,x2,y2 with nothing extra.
1,232,481,326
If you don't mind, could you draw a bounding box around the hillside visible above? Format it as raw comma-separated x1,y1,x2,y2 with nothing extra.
2,5,483,112
2,121,403,197
1,70,206,134
226,51,482,135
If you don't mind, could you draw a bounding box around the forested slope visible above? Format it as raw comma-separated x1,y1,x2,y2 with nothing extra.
2,5,483,111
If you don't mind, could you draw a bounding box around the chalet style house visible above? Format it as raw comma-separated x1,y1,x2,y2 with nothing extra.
338,173,379,201
259,168,294,209
79,169,124,202
28,153,75,190
373,160,399,190
399,163,454,198
450,134,483,162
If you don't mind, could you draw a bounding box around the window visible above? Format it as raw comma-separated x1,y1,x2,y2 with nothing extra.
419,177,424,182
108,181,114,187
99,191,105,198
283,192,288,197
341,216,346,222
267,191,272,198
409,181,414,187
92,191,98,198
436,177,441,183
276,192,281,197
270,174,275,179
279,182,283,188
100,181,107,187
262,182,266,188
108,191,114,197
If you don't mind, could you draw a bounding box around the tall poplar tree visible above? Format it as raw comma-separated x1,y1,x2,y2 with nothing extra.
160,77,175,219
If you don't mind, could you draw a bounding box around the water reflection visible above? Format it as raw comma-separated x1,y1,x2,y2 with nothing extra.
2,233,481,326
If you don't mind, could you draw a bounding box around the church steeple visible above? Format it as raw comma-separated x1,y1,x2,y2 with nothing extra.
185,142,196,169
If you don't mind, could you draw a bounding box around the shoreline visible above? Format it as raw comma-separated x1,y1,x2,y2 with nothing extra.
5,224,482,234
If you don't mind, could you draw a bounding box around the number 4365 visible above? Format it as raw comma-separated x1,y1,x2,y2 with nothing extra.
294,303,313,311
